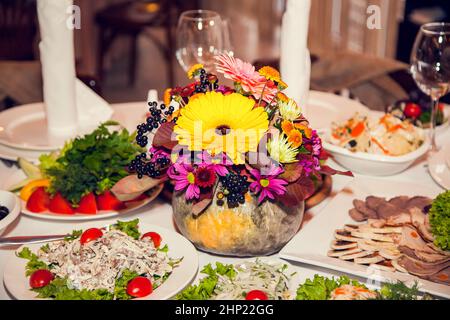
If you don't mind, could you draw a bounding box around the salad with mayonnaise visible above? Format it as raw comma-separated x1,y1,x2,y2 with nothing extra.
17,219,180,300
330,113,424,156
176,260,292,300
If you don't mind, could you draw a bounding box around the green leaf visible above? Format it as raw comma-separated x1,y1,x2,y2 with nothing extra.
64,230,83,241
112,219,140,239
114,269,139,300
17,247,49,276
429,190,450,251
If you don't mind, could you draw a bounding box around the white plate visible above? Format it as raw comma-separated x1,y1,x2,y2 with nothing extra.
0,190,21,235
428,143,450,190
3,170,162,221
279,177,449,299
3,221,198,300
0,102,148,152
0,143,42,163
306,91,370,133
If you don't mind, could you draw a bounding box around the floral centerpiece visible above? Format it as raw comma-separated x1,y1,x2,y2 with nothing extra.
112,53,351,256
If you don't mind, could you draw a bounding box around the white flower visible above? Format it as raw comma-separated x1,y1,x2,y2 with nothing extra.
279,99,302,121
267,134,298,163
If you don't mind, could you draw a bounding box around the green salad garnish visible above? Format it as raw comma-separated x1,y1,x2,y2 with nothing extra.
176,262,236,300
296,275,365,300
39,121,142,205
429,190,450,251
112,219,141,239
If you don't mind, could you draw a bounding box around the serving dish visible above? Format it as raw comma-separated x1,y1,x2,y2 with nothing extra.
3,170,162,221
0,190,21,235
322,132,430,176
279,177,449,299
3,221,198,300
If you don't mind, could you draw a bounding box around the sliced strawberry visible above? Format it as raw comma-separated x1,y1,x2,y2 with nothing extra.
26,187,50,213
76,193,97,214
96,191,124,211
48,193,74,214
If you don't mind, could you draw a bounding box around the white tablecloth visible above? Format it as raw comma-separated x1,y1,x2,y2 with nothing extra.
0,116,447,300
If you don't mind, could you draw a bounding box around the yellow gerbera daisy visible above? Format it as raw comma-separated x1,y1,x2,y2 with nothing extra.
174,92,269,164
279,98,302,121
259,66,281,83
267,134,298,163
187,63,204,79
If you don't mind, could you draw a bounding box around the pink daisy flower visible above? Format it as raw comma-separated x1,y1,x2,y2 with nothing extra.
250,164,288,204
167,163,200,200
197,151,231,176
215,53,277,103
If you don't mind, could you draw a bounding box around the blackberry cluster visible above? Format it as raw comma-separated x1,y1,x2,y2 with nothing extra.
218,173,249,208
195,69,219,93
135,101,175,148
128,152,170,179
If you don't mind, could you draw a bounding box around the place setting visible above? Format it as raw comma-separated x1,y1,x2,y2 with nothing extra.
0,0,449,305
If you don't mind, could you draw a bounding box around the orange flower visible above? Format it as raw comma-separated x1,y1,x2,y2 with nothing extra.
259,66,281,83
294,123,312,139
288,129,303,148
163,88,172,106
281,120,294,135
277,92,289,103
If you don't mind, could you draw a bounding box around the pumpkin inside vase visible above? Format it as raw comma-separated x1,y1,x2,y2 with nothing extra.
172,184,304,256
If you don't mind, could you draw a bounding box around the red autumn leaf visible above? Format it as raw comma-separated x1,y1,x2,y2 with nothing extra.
279,163,303,183
279,176,315,207
153,122,177,150
319,165,353,177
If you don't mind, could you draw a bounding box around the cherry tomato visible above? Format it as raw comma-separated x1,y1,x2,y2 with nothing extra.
126,277,153,298
29,269,54,288
404,102,422,119
245,290,268,300
141,232,162,248
80,228,103,245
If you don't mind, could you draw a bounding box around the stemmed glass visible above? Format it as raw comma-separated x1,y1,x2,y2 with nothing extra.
410,22,450,153
176,10,226,72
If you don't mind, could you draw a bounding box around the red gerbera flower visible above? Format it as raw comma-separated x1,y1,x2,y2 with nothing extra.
194,166,217,188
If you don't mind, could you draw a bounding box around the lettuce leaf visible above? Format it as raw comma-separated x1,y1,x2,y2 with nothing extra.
176,262,236,300
296,275,365,300
112,219,140,239
17,247,49,276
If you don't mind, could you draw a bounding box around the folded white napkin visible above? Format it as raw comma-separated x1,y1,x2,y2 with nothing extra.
37,0,77,141
280,0,311,116
38,0,113,142
76,79,113,133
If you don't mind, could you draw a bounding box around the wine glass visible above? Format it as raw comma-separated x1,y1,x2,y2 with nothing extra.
410,22,450,152
176,10,225,72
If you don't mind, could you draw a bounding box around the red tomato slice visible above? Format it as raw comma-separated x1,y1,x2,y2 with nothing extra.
29,269,54,288
126,277,153,298
80,228,103,245
26,187,50,213
48,193,74,214
141,232,162,248
76,193,97,214
245,290,269,300
96,191,124,211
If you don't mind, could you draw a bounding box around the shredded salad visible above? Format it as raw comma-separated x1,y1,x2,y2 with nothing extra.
17,219,180,300
177,260,292,300
330,113,424,156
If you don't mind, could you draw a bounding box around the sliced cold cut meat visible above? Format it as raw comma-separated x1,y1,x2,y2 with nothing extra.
352,199,378,219
423,268,450,285
349,208,366,222
405,196,432,212
365,196,387,212
388,196,410,209
396,255,450,277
